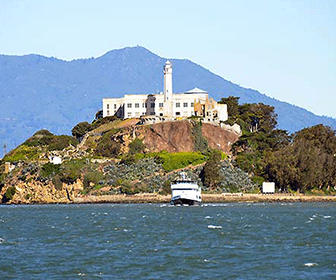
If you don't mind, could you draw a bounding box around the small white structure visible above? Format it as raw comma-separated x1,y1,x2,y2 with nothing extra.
4,162,15,174
50,156,62,165
102,61,228,124
262,182,275,194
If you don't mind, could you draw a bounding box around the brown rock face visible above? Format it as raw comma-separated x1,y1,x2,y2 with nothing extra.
138,120,239,154
202,123,239,153
139,121,195,152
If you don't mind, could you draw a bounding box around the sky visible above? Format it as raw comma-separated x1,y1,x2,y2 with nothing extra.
1,0,335,118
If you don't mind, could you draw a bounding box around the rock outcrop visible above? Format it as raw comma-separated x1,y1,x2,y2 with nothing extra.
139,121,195,153
201,123,239,153
135,120,239,154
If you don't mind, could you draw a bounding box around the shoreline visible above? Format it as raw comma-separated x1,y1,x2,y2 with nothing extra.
73,193,336,204
4,193,335,205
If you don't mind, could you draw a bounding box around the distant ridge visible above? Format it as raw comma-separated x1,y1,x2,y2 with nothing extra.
0,46,335,157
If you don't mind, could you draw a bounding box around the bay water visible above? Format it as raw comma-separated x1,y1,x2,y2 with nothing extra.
0,203,335,279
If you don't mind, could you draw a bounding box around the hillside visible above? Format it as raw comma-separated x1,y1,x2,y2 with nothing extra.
0,119,256,204
1,46,335,157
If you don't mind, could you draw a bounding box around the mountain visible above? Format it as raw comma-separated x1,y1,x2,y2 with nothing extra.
0,46,335,157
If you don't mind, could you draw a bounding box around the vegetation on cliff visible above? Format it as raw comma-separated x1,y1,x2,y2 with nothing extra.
3,130,78,162
220,96,336,193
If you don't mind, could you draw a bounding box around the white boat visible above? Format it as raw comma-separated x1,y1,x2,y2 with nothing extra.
170,172,201,205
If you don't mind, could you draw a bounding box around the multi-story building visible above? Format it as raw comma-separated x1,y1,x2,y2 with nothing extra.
102,61,228,124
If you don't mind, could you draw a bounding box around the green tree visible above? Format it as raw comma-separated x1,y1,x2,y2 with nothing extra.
265,125,336,192
219,96,239,124
192,121,209,153
238,103,277,133
71,122,92,140
202,150,222,189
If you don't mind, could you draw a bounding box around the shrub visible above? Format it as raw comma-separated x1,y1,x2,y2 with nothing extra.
24,130,55,147
24,130,78,151
95,131,121,157
0,173,5,192
33,129,53,137
52,175,63,190
59,159,86,184
72,122,92,140
48,135,78,151
91,116,118,130
119,182,144,195
128,138,145,155
3,145,41,162
155,151,206,172
187,115,202,120
2,186,16,203
159,180,171,195
40,163,61,179
252,175,264,186
83,171,104,190
120,154,138,165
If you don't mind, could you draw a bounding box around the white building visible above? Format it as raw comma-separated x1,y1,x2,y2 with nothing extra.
262,182,275,194
102,61,228,124
49,156,62,165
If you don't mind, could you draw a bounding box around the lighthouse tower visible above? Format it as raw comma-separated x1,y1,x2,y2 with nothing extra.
163,60,173,116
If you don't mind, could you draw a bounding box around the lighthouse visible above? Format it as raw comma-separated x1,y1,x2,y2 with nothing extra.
163,60,173,116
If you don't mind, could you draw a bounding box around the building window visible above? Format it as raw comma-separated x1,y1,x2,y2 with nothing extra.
176,103,180,108
160,113,163,116
142,103,145,108
107,104,110,109
127,103,132,108
135,103,139,108
145,103,147,108
114,104,117,109
151,103,155,108
127,112,132,117
159,103,164,108
107,110,110,116
191,102,194,107
176,112,181,116
183,102,188,107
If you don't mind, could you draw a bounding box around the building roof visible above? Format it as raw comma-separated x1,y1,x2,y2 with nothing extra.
185,87,208,94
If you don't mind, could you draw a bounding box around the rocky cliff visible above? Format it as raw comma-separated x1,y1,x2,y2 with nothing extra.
83,120,240,155
139,121,239,153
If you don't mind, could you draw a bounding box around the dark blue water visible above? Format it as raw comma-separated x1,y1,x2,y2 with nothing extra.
0,203,335,279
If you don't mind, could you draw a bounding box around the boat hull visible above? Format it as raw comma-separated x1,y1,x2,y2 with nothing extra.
171,198,201,206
